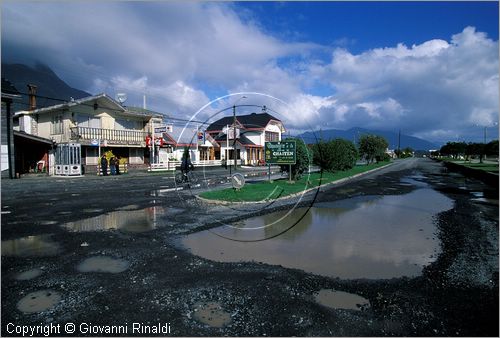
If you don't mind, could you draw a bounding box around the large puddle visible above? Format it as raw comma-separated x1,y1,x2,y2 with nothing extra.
182,187,453,279
62,206,182,232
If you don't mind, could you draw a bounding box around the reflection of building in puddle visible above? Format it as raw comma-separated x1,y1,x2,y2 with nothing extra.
183,189,454,279
314,289,370,311
1,235,61,257
62,206,169,232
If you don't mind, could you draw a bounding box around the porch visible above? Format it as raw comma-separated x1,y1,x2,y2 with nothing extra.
70,126,148,146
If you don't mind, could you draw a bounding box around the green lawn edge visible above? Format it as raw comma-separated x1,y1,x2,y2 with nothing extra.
441,159,499,173
199,161,391,202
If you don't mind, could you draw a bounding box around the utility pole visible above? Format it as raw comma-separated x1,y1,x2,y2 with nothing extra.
398,129,401,158
233,105,237,172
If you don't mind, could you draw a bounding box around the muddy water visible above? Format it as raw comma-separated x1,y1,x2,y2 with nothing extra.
17,290,61,313
314,289,370,311
15,268,43,281
192,302,232,328
77,256,129,273
1,235,61,257
182,187,453,279
62,206,182,232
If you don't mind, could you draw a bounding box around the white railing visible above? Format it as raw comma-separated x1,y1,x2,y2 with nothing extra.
149,161,179,171
194,160,222,166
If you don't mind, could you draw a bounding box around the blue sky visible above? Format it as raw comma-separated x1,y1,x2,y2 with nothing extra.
2,1,498,144
235,2,498,50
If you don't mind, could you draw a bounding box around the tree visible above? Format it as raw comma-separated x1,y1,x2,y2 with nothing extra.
312,139,358,172
485,140,499,159
465,142,485,163
440,142,467,159
280,137,311,181
402,147,414,158
358,134,389,164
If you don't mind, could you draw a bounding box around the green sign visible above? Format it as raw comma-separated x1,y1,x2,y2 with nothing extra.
265,140,296,165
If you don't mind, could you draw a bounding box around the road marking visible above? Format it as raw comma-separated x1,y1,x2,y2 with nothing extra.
1,211,12,214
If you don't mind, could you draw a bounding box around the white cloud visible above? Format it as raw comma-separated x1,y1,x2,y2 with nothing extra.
309,26,498,141
2,1,498,144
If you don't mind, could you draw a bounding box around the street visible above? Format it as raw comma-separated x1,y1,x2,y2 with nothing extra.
1,158,498,336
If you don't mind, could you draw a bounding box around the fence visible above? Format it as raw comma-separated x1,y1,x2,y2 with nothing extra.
71,127,147,145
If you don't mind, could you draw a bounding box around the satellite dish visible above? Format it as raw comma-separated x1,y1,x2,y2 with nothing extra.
116,93,127,104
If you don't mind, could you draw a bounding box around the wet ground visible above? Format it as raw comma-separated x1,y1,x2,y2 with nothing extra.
1,158,498,336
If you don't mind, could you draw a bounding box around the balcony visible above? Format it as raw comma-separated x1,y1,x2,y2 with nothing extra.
70,127,148,146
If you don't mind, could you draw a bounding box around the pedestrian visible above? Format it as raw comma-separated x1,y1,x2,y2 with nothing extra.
115,156,121,175
180,148,194,182
100,155,108,176
109,156,116,175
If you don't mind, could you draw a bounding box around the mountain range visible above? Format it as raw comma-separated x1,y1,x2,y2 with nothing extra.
2,63,438,150
2,63,90,112
298,127,439,151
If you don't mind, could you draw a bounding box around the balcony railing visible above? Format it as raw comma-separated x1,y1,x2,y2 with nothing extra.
70,127,148,146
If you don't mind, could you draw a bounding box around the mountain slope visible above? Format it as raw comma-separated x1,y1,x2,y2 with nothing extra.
2,63,91,111
298,127,438,151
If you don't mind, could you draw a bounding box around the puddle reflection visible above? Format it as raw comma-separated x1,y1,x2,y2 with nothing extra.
62,206,182,232
182,188,453,279
314,289,370,311
1,235,61,257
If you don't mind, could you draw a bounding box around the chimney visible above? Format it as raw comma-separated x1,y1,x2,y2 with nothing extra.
27,84,37,110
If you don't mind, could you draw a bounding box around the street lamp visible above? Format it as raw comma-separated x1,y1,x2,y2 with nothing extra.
232,95,246,172
483,122,498,144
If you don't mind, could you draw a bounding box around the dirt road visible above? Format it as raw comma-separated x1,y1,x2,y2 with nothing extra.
1,158,498,336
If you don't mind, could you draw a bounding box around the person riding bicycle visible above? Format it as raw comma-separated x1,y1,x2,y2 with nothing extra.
180,148,194,182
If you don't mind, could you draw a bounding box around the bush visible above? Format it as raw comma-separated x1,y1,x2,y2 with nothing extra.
375,153,391,162
358,134,389,164
312,139,358,172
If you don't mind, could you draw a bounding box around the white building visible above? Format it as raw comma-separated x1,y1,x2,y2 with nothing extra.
13,93,165,173
203,112,285,166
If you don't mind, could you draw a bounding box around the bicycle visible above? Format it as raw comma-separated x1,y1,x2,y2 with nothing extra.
175,171,199,185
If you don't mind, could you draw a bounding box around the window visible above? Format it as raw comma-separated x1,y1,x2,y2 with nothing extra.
115,118,141,130
52,115,63,134
76,114,100,128
265,131,279,142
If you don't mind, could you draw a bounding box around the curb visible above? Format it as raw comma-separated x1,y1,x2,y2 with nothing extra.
195,162,394,205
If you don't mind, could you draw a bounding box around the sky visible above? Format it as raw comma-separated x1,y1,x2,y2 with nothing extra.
1,1,498,144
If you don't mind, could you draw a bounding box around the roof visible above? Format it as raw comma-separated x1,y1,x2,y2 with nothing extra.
213,133,261,147
14,130,53,145
19,93,124,115
17,93,159,120
125,106,168,119
206,112,282,132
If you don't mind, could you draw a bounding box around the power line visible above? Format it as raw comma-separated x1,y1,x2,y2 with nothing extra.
9,92,282,130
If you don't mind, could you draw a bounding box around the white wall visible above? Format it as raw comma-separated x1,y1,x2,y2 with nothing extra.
129,148,144,164
1,145,8,171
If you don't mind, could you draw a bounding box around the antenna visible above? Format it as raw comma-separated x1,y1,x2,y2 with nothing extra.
116,93,127,104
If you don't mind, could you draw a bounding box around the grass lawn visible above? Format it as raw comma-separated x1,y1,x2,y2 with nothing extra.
458,162,499,173
199,161,391,202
